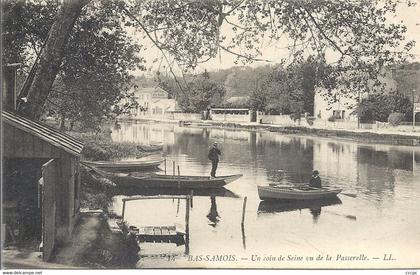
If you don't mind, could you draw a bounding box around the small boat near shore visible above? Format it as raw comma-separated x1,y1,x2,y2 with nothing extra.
92,168,243,189
82,159,163,172
258,185,342,201
137,143,163,152
115,187,239,198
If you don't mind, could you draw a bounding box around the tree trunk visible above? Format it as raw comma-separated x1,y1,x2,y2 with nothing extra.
59,114,66,131
69,120,75,131
17,0,91,120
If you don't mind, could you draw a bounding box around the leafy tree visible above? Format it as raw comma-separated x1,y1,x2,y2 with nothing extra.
357,92,413,122
3,0,142,128
249,56,325,117
393,63,420,102
49,0,142,130
177,71,226,112
3,0,415,120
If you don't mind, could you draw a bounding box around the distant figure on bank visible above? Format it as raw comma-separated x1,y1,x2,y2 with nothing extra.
208,142,221,178
309,170,321,188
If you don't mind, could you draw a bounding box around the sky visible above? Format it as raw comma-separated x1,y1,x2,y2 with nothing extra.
133,1,420,77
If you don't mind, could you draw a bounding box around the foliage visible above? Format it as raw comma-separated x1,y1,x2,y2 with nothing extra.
3,0,415,120
128,0,414,100
80,166,115,211
159,70,226,112
388,112,405,126
67,131,145,161
249,56,322,116
3,0,143,124
392,63,420,102
357,92,413,122
327,116,336,122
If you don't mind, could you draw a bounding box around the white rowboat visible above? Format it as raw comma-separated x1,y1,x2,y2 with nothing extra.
258,185,342,201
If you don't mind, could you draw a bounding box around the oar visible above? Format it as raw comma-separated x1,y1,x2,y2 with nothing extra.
324,210,357,221
340,192,357,198
322,185,357,198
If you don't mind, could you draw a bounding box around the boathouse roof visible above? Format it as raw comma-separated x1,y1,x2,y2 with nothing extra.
2,111,84,156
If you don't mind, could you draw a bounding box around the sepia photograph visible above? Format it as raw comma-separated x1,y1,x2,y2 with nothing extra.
1,0,420,272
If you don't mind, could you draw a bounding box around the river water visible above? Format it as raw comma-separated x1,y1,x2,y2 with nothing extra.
109,121,420,268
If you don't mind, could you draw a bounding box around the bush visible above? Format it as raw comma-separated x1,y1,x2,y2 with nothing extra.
67,131,143,161
327,116,336,122
289,113,301,121
388,112,405,126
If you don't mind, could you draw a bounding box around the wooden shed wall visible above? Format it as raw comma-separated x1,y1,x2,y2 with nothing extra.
3,123,81,242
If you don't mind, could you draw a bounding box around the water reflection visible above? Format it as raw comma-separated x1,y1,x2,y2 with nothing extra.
109,122,420,268
257,197,344,224
114,187,239,198
206,196,220,227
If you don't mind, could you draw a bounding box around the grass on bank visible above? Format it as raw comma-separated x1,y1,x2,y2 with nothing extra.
67,131,143,161
67,130,148,212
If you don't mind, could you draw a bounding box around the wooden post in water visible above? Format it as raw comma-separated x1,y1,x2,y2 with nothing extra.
173,161,175,177
177,199,180,214
241,196,247,226
185,195,190,254
164,159,167,175
241,196,247,249
122,200,126,221
177,165,181,189
190,190,194,208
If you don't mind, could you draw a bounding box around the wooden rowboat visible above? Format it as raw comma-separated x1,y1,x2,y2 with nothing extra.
136,144,163,152
115,187,240,198
81,159,162,172
258,185,342,201
92,168,243,189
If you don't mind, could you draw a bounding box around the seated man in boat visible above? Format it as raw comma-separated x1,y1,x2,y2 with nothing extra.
309,170,322,188
208,142,221,178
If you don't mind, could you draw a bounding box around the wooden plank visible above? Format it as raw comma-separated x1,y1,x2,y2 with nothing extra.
23,131,34,158
122,195,189,202
3,123,15,157
33,135,44,157
40,140,52,158
51,146,62,158
14,128,24,157
42,159,57,261
144,227,154,235
161,227,170,236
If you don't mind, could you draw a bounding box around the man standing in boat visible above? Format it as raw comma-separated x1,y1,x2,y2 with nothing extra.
208,142,221,178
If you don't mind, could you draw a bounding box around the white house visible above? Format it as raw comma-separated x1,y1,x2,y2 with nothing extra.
314,71,398,122
131,86,176,118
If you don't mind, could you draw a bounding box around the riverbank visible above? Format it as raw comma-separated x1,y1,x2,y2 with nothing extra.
59,131,142,268
54,210,139,268
120,117,420,146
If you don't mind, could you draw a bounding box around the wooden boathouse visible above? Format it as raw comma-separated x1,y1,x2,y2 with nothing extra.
2,110,84,261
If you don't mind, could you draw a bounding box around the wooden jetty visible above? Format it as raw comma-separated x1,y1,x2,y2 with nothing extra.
131,225,185,245
121,195,191,252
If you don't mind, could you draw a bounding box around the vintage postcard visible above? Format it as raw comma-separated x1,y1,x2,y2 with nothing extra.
1,0,420,272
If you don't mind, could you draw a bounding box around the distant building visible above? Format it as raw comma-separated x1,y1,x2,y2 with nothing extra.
130,85,176,118
314,71,398,121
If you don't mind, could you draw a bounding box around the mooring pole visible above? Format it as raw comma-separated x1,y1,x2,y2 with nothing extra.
241,196,247,226
177,165,181,189
190,190,194,208
164,158,167,175
185,195,190,254
122,200,126,221
173,161,175,177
